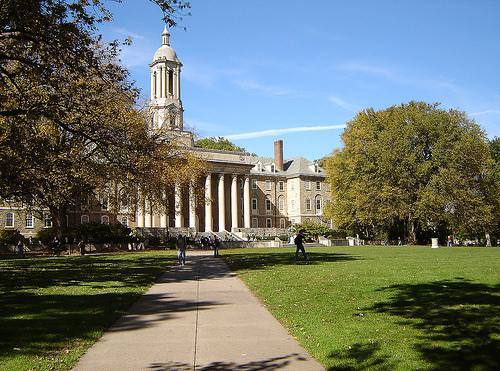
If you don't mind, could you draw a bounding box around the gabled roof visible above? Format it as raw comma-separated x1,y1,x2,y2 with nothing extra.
247,155,325,178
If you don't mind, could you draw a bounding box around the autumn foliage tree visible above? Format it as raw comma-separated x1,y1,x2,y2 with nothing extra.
325,102,497,244
0,0,205,235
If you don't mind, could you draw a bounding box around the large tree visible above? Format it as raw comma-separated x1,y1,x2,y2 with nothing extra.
325,102,497,244
0,0,205,235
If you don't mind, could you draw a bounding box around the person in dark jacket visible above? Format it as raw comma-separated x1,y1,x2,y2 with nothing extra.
294,229,308,261
176,234,187,266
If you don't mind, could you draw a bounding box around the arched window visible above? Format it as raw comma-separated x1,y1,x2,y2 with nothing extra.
101,215,109,225
168,70,174,95
81,215,89,224
100,194,108,210
5,212,14,227
315,196,322,213
265,197,272,212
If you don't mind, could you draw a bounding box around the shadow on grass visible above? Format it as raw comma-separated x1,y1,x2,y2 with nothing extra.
0,254,176,292
368,278,500,370
222,251,360,271
328,341,395,370
0,253,222,362
149,352,310,370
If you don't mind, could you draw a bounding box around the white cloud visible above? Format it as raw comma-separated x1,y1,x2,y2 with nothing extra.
233,79,297,97
328,95,358,112
183,63,243,88
470,109,500,116
336,62,395,79
111,27,146,41
225,124,346,140
336,61,463,95
182,65,217,88
184,118,229,135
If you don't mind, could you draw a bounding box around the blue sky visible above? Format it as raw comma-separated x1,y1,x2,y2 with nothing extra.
101,0,500,160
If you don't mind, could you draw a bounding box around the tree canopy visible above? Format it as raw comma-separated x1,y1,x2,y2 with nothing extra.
0,0,205,233
195,136,247,152
325,102,498,244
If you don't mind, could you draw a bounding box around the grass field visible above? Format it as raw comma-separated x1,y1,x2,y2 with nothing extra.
222,246,500,370
0,251,175,370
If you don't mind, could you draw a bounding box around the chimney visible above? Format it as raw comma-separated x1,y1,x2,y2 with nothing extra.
274,139,283,172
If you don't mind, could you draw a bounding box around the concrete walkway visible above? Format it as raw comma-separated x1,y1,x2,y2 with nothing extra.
73,251,324,371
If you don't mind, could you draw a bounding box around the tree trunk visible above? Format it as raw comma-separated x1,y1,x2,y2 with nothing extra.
407,215,417,245
49,206,66,240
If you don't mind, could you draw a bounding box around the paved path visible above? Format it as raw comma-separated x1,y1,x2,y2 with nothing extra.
73,251,324,371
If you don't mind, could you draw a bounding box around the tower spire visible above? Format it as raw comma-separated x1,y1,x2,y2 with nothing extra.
162,25,170,46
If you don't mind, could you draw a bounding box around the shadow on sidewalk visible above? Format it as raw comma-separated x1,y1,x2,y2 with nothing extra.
148,352,311,370
157,255,235,284
109,293,222,332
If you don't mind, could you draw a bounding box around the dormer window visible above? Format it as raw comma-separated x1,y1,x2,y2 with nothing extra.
270,164,275,173
256,162,262,172
314,164,320,173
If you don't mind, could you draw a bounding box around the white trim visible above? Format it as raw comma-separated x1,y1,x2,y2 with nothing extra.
25,213,34,229
5,212,14,228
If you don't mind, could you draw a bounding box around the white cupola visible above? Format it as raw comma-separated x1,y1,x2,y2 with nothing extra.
150,25,183,131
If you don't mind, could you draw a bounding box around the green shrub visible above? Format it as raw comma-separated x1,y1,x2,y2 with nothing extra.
0,229,24,247
35,228,56,245
35,223,132,245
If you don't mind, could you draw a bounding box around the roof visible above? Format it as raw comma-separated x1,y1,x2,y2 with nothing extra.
247,155,325,178
153,45,179,62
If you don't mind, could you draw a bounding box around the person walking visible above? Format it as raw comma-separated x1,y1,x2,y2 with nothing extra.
176,234,187,266
447,235,453,247
213,236,220,257
294,229,308,261
78,239,85,255
16,240,25,258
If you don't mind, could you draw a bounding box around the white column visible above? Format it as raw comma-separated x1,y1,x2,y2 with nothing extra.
244,176,251,228
137,197,144,228
231,175,238,231
159,66,163,98
205,174,213,232
189,182,196,230
165,67,169,97
175,183,183,228
150,71,155,99
144,199,152,228
152,207,160,228
160,191,167,228
218,174,226,232
160,213,167,228
176,68,180,99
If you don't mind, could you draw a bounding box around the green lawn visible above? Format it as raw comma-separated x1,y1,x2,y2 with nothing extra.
222,246,500,370
0,251,176,370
